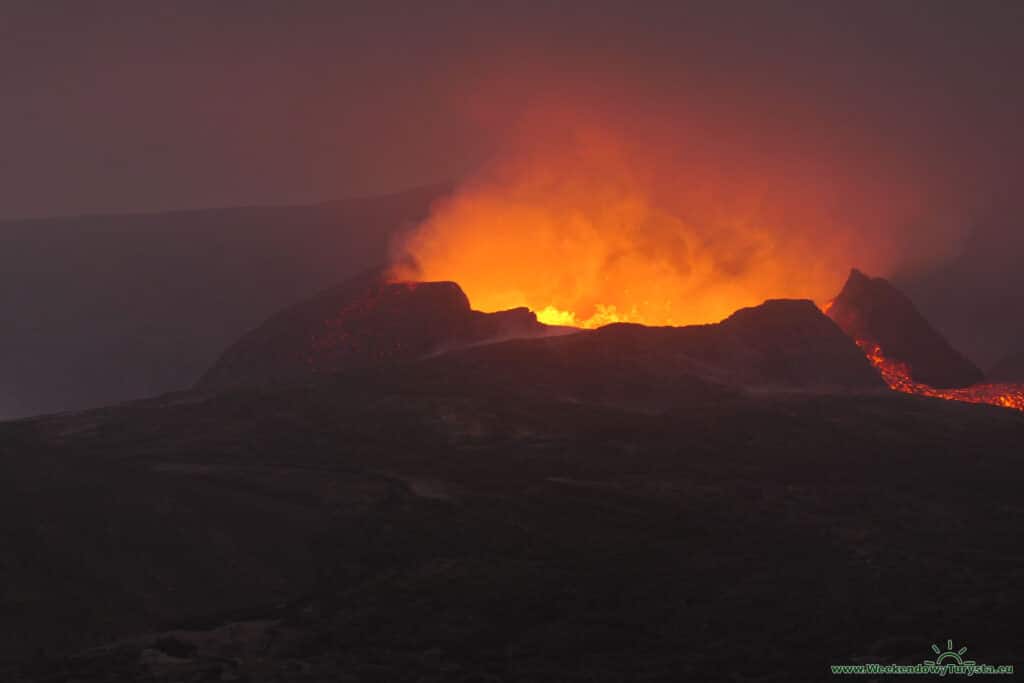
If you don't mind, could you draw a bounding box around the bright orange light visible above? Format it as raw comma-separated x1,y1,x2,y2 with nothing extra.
858,340,1024,412
392,126,865,328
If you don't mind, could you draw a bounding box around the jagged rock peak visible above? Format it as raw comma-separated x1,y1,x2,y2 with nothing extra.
826,268,984,388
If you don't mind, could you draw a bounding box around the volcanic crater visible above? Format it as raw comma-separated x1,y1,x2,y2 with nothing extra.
201,266,1024,414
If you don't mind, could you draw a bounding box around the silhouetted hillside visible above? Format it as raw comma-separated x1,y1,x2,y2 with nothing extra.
0,185,448,419
990,350,1024,382
827,269,984,388
198,272,559,390
899,220,1024,369
417,299,885,406
198,269,882,399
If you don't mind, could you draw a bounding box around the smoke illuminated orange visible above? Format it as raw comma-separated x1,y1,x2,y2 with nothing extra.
394,166,837,327
392,114,953,329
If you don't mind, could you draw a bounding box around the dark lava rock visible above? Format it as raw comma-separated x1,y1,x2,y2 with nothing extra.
585,298,885,390
200,268,882,397
699,298,887,389
198,271,563,389
433,298,885,398
990,350,1024,382
4,339,1024,682
826,269,984,388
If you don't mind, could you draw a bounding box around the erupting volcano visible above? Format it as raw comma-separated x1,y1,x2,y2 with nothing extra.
201,126,1024,414
390,117,961,330
388,125,1022,414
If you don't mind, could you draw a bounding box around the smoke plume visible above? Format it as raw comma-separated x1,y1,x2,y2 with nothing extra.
394,85,973,327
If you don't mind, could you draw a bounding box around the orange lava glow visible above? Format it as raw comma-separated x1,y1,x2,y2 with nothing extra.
858,340,1024,412
395,169,841,328
391,118,938,329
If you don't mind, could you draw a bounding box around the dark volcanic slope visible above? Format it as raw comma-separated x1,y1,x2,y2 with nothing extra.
198,272,559,389
990,350,1024,382
827,268,984,388
2,364,1023,682
434,299,885,398
200,276,883,395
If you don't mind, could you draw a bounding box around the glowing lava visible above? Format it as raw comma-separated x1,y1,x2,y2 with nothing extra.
393,173,834,329
858,340,1024,412
390,120,936,329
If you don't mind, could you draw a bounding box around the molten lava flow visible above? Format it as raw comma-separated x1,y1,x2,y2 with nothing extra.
858,340,1024,412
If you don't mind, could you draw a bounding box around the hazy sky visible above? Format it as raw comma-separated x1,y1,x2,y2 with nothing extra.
2,1,1023,220
3,1,1024,420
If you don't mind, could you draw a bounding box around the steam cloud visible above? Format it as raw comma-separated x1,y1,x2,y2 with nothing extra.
394,86,975,327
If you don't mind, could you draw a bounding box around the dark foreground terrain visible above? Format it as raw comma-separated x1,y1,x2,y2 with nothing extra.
2,354,1024,682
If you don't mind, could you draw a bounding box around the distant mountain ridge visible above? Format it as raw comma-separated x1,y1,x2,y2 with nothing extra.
990,350,1024,382
0,184,450,419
